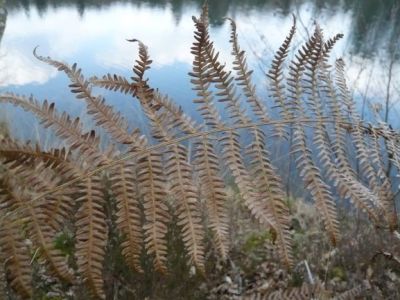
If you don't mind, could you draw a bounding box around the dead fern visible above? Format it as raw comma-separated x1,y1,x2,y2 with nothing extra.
0,3,399,299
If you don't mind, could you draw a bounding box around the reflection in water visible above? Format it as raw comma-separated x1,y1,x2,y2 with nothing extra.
7,0,400,59
0,0,6,43
0,0,399,129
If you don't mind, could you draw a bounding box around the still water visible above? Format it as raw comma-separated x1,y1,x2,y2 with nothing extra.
0,0,399,139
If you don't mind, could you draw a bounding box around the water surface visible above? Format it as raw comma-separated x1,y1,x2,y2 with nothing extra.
1,0,399,138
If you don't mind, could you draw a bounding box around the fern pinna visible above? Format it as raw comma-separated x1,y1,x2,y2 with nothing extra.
0,4,399,299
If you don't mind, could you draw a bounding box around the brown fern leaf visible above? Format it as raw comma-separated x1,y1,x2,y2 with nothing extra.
287,29,340,244
302,28,378,225
267,14,296,138
333,281,370,300
151,91,199,135
128,39,153,84
293,128,340,244
33,48,139,147
1,170,75,284
75,175,107,299
0,217,32,299
0,138,81,184
26,162,77,233
134,92,206,270
0,140,81,235
260,282,324,300
247,128,293,267
111,159,144,272
189,16,222,128
126,40,158,113
286,28,319,116
0,94,108,165
379,123,400,177
137,151,169,273
0,177,32,299
321,33,344,64
334,60,390,220
219,131,276,230
190,13,280,262
369,128,398,229
313,129,383,224
316,56,388,224
190,14,280,254
302,26,325,118
227,17,269,122
199,21,250,126
138,103,200,269
193,136,230,259
165,143,205,271
318,64,355,178
89,73,137,95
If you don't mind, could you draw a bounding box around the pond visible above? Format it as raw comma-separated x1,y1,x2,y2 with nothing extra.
0,0,399,139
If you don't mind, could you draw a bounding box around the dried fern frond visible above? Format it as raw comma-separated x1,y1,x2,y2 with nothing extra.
189,16,222,128
267,14,296,138
246,127,293,267
142,93,206,269
193,136,230,259
0,138,80,182
151,91,200,136
111,159,144,272
128,42,207,270
137,151,169,273
128,39,153,84
0,177,32,299
333,281,371,300
75,175,108,300
245,281,325,300
334,59,395,227
33,48,140,148
226,17,269,122
1,5,399,298
0,94,108,165
202,29,250,126
165,143,205,270
89,73,137,95
1,171,74,283
218,130,275,230
191,10,292,263
287,29,340,244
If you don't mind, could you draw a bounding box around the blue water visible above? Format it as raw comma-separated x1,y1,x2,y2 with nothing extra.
1,0,399,139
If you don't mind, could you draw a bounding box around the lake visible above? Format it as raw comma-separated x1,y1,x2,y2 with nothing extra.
0,0,399,140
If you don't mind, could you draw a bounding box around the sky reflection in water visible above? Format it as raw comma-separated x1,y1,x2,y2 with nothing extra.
0,0,399,136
